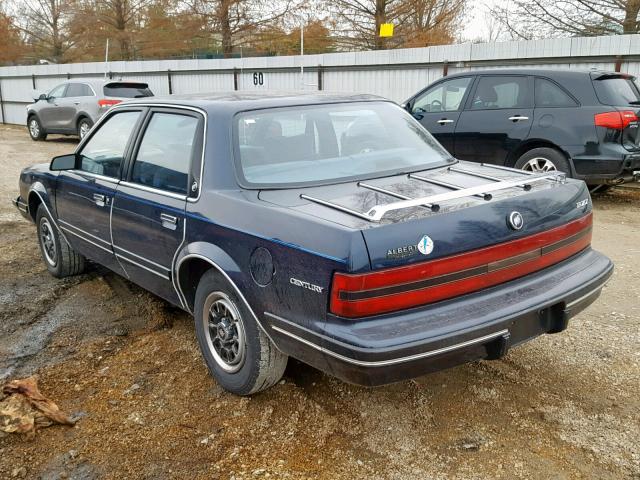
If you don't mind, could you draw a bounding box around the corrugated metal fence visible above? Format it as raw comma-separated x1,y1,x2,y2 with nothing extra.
2,34,640,125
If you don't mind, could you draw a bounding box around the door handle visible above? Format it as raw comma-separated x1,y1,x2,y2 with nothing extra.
73,102,80,105
508,115,529,122
160,213,178,230
437,118,454,125
93,193,106,207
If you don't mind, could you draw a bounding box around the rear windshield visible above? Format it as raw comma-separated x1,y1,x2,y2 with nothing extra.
235,102,453,188
103,82,153,98
593,76,640,106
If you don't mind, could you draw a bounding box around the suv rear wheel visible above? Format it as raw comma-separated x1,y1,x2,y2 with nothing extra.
28,116,47,141
194,270,287,395
36,205,85,278
514,147,571,176
77,117,93,140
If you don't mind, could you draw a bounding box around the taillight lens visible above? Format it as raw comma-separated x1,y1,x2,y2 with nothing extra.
329,214,593,318
98,99,121,108
594,110,637,129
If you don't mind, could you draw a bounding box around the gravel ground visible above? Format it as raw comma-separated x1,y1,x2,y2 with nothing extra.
0,124,638,480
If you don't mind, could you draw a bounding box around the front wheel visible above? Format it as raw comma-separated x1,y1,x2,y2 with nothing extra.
36,205,85,278
194,270,287,395
28,116,47,141
514,147,571,176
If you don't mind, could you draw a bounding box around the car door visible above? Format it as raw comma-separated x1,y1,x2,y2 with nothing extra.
111,108,204,305
39,84,68,130
407,76,474,153
454,75,534,164
56,82,85,131
55,108,144,272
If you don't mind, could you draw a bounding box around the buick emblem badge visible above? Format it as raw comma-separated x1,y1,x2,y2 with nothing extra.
508,211,524,230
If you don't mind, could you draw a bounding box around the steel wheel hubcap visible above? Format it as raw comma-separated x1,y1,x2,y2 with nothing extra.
522,157,557,173
39,217,57,266
29,119,39,137
202,292,246,373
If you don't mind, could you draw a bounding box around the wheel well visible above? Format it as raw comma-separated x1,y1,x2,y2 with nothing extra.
505,140,569,168
28,191,42,222
177,258,215,311
76,115,90,128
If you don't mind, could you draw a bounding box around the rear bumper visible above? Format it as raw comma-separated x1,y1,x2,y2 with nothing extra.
571,148,640,183
265,248,613,386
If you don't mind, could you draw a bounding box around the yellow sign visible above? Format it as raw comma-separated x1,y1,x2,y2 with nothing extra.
379,23,394,37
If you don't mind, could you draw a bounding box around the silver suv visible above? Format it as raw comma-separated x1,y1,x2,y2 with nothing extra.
26,78,153,141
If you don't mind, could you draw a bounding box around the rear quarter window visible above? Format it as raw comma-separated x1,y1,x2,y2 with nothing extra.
535,78,578,107
593,76,640,106
104,83,153,98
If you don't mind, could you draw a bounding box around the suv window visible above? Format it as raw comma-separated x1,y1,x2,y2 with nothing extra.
593,76,640,106
413,77,472,113
78,111,141,178
104,82,153,98
48,84,67,99
130,112,199,195
535,78,577,107
470,76,531,110
65,83,93,97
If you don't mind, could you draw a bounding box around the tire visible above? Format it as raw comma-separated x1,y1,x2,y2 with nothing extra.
36,205,85,278
194,270,287,395
514,147,572,176
77,117,93,140
27,116,47,141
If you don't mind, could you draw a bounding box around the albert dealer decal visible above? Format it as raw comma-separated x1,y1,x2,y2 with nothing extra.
387,235,435,259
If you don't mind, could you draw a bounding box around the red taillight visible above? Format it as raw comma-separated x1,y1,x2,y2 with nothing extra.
329,214,593,318
98,99,121,108
594,110,637,129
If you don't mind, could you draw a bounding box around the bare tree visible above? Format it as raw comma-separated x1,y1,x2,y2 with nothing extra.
395,0,465,47
491,0,640,39
17,0,76,62
187,0,297,57
329,0,403,50
0,1,25,64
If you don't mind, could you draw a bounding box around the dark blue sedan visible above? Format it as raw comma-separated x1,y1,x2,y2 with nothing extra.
13,92,613,395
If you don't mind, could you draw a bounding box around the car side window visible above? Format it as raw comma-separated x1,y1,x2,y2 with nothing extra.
78,111,141,178
48,84,66,99
412,77,472,113
130,112,199,195
535,78,578,107
65,83,93,97
470,76,531,110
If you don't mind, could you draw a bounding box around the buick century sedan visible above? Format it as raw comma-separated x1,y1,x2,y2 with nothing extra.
13,93,613,395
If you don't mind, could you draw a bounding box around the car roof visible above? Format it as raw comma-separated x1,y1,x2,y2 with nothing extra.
59,78,149,87
119,91,389,114
443,68,619,78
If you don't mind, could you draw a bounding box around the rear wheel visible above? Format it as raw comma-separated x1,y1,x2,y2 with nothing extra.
514,147,571,176
36,205,85,278
77,117,93,140
194,270,287,395
28,116,47,141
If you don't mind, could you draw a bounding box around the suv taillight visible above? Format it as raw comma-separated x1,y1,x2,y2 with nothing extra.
98,99,121,108
329,214,593,318
594,110,638,129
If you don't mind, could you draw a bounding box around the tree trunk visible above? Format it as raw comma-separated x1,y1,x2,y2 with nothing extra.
374,0,386,49
220,0,232,58
623,0,640,33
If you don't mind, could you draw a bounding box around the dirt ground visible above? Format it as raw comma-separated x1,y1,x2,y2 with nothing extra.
0,123,638,480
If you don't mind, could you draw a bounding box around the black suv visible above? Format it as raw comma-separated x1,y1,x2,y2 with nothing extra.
404,69,640,187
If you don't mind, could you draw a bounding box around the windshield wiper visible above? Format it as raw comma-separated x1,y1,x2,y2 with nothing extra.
628,100,640,105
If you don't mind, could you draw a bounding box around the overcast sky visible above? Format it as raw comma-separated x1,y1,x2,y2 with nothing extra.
461,0,503,42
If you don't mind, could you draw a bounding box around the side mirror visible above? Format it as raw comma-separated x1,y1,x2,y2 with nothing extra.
403,100,414,113
32,90,47,102
50,154,78,171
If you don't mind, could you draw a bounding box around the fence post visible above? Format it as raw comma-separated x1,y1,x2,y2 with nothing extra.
614,55,622,72
0,79,5,125
67,72,71,79
317,65,323,91
442,60,449,77
233,68,239,91
31,74,36,89
167,69,173,94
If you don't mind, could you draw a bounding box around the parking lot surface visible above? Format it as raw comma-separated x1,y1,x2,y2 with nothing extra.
0,124,638,479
